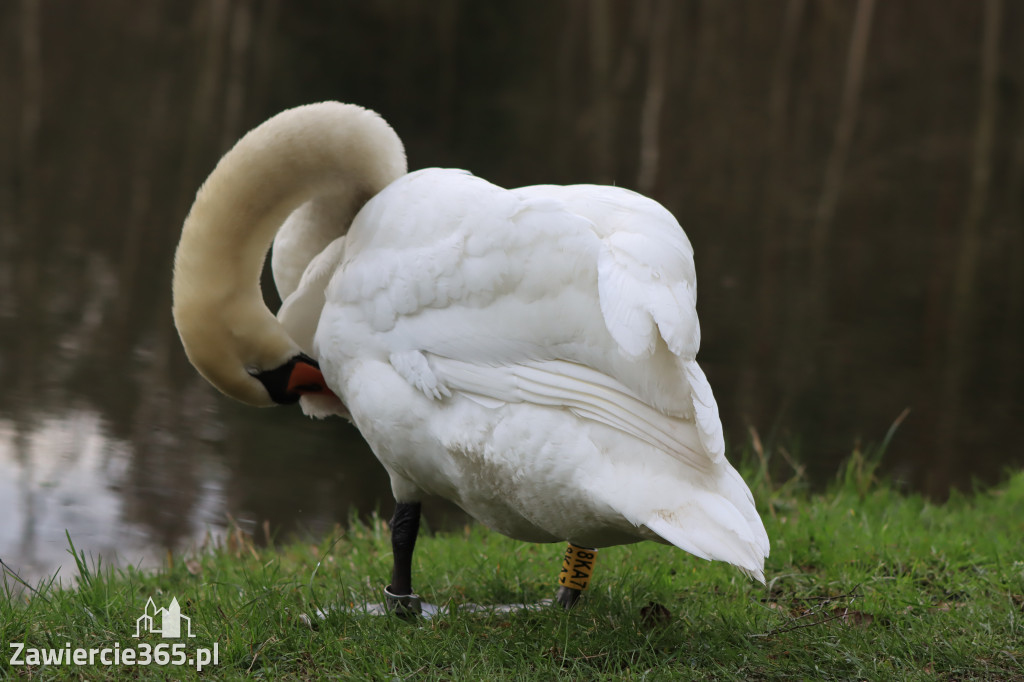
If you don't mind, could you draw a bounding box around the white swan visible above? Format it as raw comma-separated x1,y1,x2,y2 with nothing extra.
172,102,769,612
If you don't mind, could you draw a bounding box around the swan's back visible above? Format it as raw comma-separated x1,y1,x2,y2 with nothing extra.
305,168,768,579
326,171,696,411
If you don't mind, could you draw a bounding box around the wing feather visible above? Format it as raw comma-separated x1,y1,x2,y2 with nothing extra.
429,357,714,473
597,230,700,359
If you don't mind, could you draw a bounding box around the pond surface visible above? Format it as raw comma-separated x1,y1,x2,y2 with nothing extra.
1,2,1022,585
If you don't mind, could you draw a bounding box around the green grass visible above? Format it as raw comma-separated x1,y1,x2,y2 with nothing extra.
2,455,1023,680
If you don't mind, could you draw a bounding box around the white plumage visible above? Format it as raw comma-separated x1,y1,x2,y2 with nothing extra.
174,102,769,594
278,171,768,579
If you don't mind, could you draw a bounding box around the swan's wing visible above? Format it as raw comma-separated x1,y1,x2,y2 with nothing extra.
321,169,724,467
518,184,700,359
427,356,714,471
272,203,323,302
516,184,726,463
277,237,347,353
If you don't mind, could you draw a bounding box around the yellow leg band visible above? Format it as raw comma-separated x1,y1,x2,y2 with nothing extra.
558,543,598,591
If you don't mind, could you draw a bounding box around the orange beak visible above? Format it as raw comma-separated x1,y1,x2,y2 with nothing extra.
287,359,337,398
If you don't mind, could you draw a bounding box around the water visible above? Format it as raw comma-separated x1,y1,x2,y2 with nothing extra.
1,2,1022,585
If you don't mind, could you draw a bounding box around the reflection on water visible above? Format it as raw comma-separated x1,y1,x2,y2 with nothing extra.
0,410,171,583
0,388,465,586
1,2,1022,585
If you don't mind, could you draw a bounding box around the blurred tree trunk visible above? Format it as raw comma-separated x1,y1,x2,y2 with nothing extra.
935,0,1003,490
589,0,614,184
553,1,583,182
636,0,672,195
740,0,805,425
808,0,875,336
10,0,43,565
219,0,254,151
113,3,169,350
779,0,874,426
434,0,459,146
999,105,1024,411
249,0,280,118
176,0,232,215
16,0,42,405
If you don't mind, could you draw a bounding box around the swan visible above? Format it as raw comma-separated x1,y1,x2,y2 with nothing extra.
172,102,769,613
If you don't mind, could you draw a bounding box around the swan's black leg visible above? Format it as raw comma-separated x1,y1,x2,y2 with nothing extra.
555,585,583,608
384,501,422,617
555,543,597,609
388,501,420,594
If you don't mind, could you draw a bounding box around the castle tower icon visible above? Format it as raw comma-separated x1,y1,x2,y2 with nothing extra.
134,597,196,638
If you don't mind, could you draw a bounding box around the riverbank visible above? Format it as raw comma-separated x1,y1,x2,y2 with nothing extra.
3,457,1022,680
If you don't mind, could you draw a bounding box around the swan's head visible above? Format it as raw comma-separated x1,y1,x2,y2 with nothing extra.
172,261,335,407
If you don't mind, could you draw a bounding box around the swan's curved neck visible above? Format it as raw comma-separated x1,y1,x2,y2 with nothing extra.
172,102,406,406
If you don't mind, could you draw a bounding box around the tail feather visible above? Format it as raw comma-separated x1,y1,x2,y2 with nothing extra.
644,499,769,583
